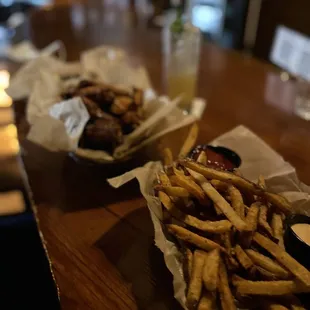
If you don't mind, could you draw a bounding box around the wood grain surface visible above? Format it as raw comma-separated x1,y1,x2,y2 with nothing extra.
7,1,310,309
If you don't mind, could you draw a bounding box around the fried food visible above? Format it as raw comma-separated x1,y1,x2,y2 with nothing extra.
202,249,220,291
258,204,274,237
210,179,229,191
255,266,279,280
67,80,144,154
245,249,290,279
234,244,254,271
186,168,248,231
158,171,171,186
180,159,261,194
271,213,285,249
218,259,236,310
159,192,231,233
81,118,123,153
162,147,173,166
197,151,207,165
253,233,310,286
158,191,183,218
169,174,205,202
155,185,190,198
233,279,310,295
198,292,216,310
257,175,266,189
264,192,291,215
245,202,260,232
179,123,199,158
187,250,205,309
227,185,245,219
154,144,305,309
242,202,260,247
167,224,225,252
221,232,232,253
180,160,292,214
184,216,232,233
185,248,193,280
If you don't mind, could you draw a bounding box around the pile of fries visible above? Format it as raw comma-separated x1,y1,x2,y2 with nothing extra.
155,124,310,310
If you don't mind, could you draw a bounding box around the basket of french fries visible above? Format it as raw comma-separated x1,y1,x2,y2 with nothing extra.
109,124,310,310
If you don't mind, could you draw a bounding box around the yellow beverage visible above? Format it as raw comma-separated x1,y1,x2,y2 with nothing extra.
167,72,197,111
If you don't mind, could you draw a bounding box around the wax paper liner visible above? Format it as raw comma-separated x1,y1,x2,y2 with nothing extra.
107,125,310,309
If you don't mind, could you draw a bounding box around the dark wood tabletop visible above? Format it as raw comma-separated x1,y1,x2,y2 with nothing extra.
6,1,310,309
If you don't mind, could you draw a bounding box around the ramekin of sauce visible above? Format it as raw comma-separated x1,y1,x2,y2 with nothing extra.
189,145,241,171
284,214,310,270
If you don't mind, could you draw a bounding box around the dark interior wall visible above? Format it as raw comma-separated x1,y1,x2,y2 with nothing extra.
254,0,310,61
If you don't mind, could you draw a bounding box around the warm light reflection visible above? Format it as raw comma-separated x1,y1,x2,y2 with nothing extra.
280,72,290,82
264,73,295,113
0,70,10,89
0,124,19,156
0,90,12,107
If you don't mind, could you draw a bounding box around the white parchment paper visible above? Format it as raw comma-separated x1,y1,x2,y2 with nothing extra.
7,46,200,162
108,125,310,309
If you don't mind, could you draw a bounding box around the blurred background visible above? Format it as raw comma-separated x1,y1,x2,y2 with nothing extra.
0,0,310,61
0,0,310,63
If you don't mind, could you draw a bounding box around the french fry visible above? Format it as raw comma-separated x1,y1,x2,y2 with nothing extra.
225,255,239,272
222,232,232,253
256,266,279,280
202,249,220,291
197,292,216,310
234,244,254,271
210,179,229,191
179,123,199,158
185,248,193,279
245,249,290,279
271,213,285,249
218,259,236,310
158,171,171,186
169,174,205,202
233,279,310,295
158,191,183,218
257,175,266,189
258,204,274,237
167,224,225,252
180,159,262,194
159,192,232,233
155,185,190,198
264,192,292,215
242,202,260,247
162,147,173,166
186,168,248,231
253,233,310,286
180,160,293,214
228,185,245,219
183,216,232,233
197,151,207,165
245,202,260,231
187,250,205,309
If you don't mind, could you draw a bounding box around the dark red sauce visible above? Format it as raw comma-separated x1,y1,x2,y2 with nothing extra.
190,145,237,170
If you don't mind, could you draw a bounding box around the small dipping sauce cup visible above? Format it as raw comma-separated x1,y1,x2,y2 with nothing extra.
189,145,241,171
284,214,310,270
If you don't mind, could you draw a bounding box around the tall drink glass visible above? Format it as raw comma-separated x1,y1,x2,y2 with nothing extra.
163,21,201,111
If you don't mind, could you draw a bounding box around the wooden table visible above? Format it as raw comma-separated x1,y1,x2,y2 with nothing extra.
7,1,310,309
